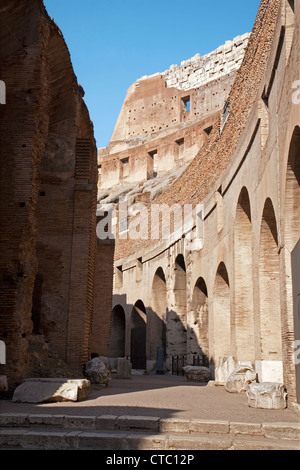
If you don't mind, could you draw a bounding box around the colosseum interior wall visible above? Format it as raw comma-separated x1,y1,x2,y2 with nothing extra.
100,0,300,405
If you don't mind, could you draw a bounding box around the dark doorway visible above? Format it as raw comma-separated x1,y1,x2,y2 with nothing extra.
110,305,126,358
131,300,147,370
31,274,43,334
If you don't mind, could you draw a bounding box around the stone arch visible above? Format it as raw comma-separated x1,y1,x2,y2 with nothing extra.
233,187,255,361
284,126,300,399
150,268,167,359
130,300,147,370
259,198,282,381
213,262,231,362
188,277,209,364
166,254,187,368
284,126,300,252
109,305,126,359
174,254,187,323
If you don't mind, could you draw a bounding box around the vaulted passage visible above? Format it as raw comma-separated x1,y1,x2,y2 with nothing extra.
188,277,209,364
150,268,167,360
131,300,147,370
259,198,282,380
213,262,231,362
167,255,187,361
233,187,255,361
109,305,126,359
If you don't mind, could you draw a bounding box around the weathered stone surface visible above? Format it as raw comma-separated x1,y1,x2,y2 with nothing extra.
85,357,111,386
98,356,111,371
225,365,257,393
246,383,287,410
0,375,8,392
215,357,238,385
0,0,103,391
183,366,211,383
117,358,132,379
12,378,90,403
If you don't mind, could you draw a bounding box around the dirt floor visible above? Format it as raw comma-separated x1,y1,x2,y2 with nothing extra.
1,374,299,424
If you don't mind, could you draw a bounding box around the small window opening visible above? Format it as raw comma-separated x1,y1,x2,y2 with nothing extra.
115,265,123,289
136,257,143,282
182,96,190,113
147,150,158,179
120,157,130,179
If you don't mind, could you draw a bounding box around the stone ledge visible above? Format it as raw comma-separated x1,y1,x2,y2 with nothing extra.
1,428,299,451
115,415,160,432
1,413,299,442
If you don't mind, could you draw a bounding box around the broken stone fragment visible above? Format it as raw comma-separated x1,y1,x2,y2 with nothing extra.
84,357,111,386
12,378,90,403
183,366,211,383
225,364,257,393
246,382,287,409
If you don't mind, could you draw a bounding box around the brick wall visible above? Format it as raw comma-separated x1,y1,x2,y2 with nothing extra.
0,0,107,391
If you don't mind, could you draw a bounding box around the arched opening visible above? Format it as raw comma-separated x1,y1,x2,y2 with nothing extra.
131,300,147,370
167,255,187,358
109,305,126,359
213,262,231,362
150,268,167,359
233,187,255,361
285,126,300,252
188,277,209,365
284,126,300,401
259,198,282,382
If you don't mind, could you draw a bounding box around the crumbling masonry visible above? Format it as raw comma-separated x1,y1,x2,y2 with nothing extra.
0,0,113,392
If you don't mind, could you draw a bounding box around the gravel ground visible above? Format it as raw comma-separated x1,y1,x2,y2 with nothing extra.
1,374,299,424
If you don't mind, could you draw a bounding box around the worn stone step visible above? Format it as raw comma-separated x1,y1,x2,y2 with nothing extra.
0,427,299,450
0,413,299,443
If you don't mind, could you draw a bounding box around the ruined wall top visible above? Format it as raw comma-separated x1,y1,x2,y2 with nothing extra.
138,33,250,92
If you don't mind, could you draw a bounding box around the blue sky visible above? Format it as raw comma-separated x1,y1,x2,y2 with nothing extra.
43,0,261,149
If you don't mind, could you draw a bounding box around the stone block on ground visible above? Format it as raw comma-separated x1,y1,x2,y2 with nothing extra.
246,382,287,409
12,378,90,403
116,358,132,379
225,364,257,393
85,357,111,386
183,366,211,383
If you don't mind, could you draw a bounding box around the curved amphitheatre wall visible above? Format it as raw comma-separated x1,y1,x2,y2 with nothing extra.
98,34,250,191
109,0,300,402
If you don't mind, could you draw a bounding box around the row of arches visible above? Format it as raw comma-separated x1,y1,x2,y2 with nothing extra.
110,194,283,373
110,127,300,382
